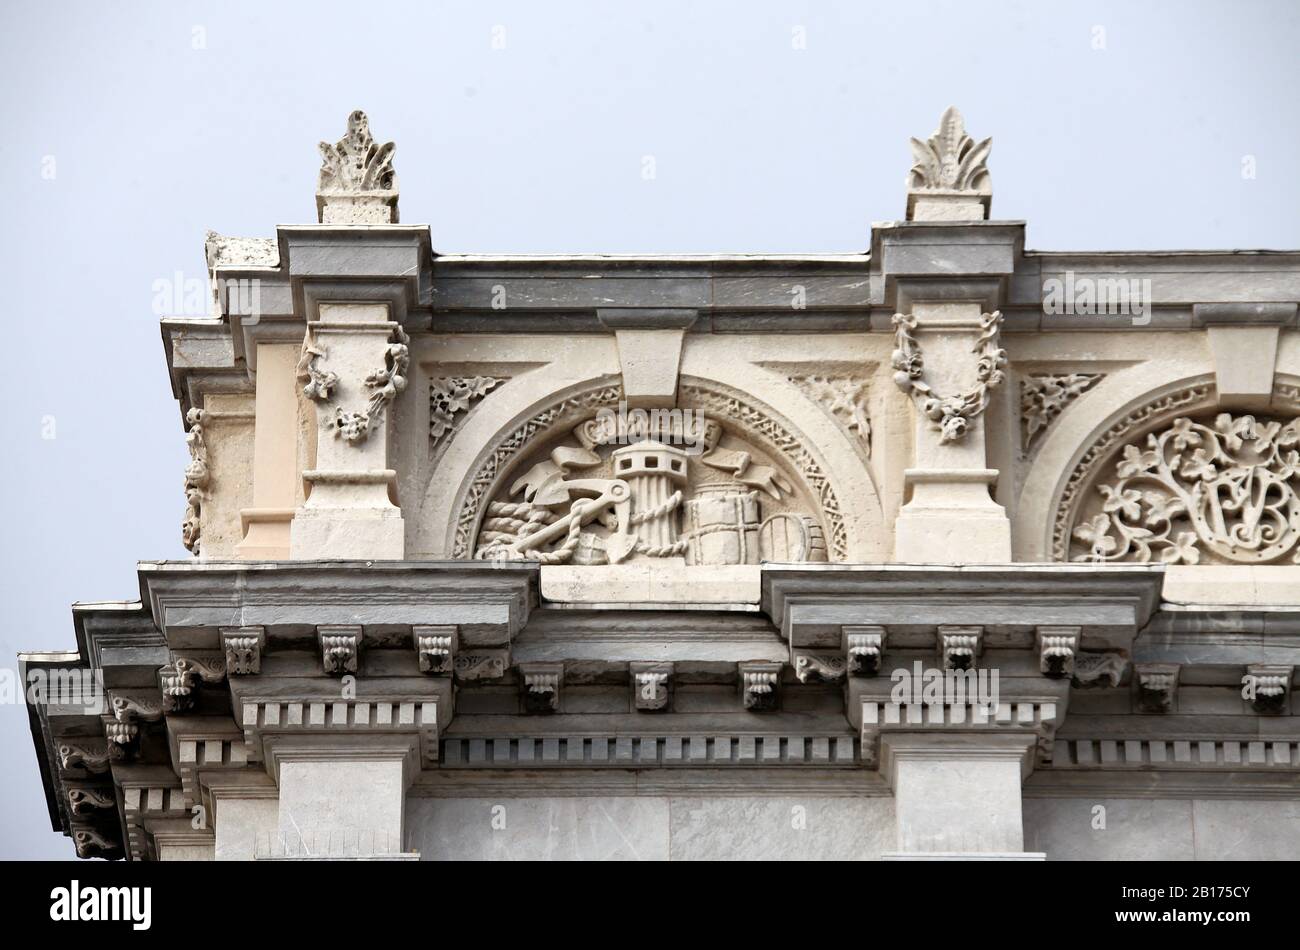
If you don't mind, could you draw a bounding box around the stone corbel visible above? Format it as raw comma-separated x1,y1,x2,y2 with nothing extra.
222,626,265,675
67,784,117,815
794,652,848,684
1071,652,1129,688
520,662,563,714
630,661,672,712
71,822,122,860
1242,664,1293,714
739,661,782,712
104,692,165,753
414,625,457,675
1037,626,1080,679
939,625,982,671
845,625,886,676
58,740,122,774
318,625,362,676
1135,663,1180,713
159,653,227,713
454,650,510,682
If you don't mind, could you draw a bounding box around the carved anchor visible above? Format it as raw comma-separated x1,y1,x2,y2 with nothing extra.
498,479,635,564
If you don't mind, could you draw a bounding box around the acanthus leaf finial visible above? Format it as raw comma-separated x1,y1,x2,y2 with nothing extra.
316,109,399,224
906,106,992,221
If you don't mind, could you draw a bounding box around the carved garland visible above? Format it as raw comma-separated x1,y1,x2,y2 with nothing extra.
891,310,1006,443
180,408,209,555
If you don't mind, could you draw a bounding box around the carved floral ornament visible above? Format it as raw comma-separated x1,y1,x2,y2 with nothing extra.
1071,412,1300,565
318,110,396,194
907,107,992,198
296,324,410,445
180,408,209,555
891,310,1007,442
466,389,841,565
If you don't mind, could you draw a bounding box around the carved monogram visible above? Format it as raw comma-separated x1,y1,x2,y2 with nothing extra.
1071,412,1300,565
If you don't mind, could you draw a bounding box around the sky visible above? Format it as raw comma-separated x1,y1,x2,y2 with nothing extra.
0,0,1297,859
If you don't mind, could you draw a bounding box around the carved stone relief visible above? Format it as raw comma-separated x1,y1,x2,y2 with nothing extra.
181,408,209,555
891,310,1006,443
430,376,505,452
1070,412,1300,565
787,375,871,455
472,405,829,566
454,381,848,561
1021,373,1102,452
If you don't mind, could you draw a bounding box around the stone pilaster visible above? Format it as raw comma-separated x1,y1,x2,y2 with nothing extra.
236,343,300,558
289,302,407,559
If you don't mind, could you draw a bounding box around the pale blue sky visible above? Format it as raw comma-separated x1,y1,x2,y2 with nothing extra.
1,0,1296,858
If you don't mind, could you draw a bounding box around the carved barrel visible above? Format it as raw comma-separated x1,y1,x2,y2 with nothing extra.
683,483,760,565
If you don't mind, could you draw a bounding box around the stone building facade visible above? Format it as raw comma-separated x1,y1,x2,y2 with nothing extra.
22,108,1300,860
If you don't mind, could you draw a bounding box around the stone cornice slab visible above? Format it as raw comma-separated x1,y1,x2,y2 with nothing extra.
761,563,1165,653
138,559,537,650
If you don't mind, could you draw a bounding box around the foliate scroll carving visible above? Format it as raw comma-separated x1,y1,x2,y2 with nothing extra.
891,311,1006,443
1037,626,1079,679
72,824,122,860
296,331,339,402
794,653,847,684
68,785,116,815
58,740,122,774
222,627,264,675
159,654,226,713
1071,652,1128,688
414,625,456,675
181,408,209,555
1070,413,1300,566
1052,383,1214,561
845,625,885,677
1242,664,1292,714
740,662,781,712
430,377,504,450
907,106,992,197
788,375,871,454
1021,374,1101,451
318,626,361,675
473,409,827,567
454,651,508,681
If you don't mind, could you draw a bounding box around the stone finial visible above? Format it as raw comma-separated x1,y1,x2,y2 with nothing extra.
317,110,399,224
906,106,991,222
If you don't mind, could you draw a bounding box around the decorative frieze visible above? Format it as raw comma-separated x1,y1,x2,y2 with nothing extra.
520,662,564,714
1047,737,1300,770
414,625,457,675
859,699,1060,768
630,661,672,711
1242,665,1293,714
890,310,1006,443
1036,626,1080,679
1135,663,1180,713
221,626,265,675
740,661,782,711
844,625,886,676
938,625,982,671
318,626,362,675
441,733,860,767
240,696,441,766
